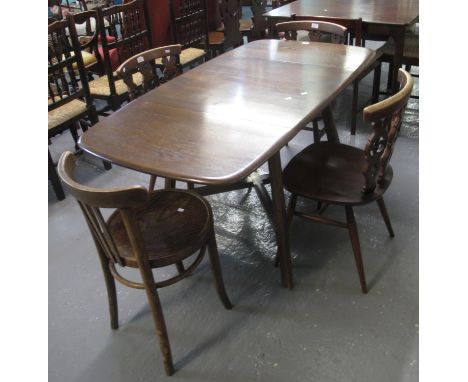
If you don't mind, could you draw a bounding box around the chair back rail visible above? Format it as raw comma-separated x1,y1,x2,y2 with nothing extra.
362,69,414,193
116,44,182,100
275,20,348,44
292,15,363,46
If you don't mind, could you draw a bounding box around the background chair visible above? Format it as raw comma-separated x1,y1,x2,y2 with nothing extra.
48,15,98,200
282,69,414,294
372,28,419,100
210,0,244,56
290,15,381,136
240,0,268,42
167,0,210,68
116,44,183,191
275,20,349,142
90,0,153,112
57,151,232,376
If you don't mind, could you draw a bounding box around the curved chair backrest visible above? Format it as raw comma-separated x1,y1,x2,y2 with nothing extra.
58,151,149,266
116,44,182,100
361,69,414,194
275,20,348,44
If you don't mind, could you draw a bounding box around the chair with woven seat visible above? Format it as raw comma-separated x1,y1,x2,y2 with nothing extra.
91,0,153,112
283,69,413,294
116,44,183,191
57,151,232,376
48,15,99,200
167,0,213,68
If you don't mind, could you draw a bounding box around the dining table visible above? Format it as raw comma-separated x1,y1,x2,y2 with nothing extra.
79,39,378,289
264,0,419,93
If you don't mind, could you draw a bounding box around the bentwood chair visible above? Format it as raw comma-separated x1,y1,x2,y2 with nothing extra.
48,16,98,200
167,0,220,67
283,69,414,294
90,0,152,112
57,151,232,376
275,20,349,142
116,45,183,191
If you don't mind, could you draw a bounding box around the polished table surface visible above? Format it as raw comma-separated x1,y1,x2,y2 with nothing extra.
81,39,377,184
80,39,378,288
265,0,419,26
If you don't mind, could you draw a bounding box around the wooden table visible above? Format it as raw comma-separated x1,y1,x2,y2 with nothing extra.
264,0,419,92
80,39,377,289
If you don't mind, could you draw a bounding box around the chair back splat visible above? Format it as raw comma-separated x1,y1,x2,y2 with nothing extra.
362,69,414,194
57,151,232,376
116,44,182,100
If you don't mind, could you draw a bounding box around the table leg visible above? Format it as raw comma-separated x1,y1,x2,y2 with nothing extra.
268,152,293,289
321,106,340,143
390,25,405,93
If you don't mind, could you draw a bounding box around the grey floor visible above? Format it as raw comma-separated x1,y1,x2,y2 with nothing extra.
49,52,419,382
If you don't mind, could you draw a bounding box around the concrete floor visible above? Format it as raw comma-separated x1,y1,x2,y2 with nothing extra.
49,55,419,382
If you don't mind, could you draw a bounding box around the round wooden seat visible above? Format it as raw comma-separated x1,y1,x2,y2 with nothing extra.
283,142,393,206
108,189,213,267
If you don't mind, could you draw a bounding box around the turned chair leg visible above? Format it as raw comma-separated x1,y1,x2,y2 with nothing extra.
376,197,395,237
345,206,368,294
207,233,232,310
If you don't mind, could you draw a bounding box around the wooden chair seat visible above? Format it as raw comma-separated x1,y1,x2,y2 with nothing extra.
239,18,253,31
209,31,226,45
283,142,393,206
108,189,212,268
48,99,87,130
89,72,144,96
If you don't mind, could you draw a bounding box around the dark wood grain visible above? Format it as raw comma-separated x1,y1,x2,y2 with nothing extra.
80,39,377,184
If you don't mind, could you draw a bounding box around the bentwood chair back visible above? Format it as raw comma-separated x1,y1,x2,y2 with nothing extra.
90,0,153,111
283,69,414,294
57,151,232,376
48,16,97,200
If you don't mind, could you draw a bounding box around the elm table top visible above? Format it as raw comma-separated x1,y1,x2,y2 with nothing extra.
80,39,377,184
265,0,419,26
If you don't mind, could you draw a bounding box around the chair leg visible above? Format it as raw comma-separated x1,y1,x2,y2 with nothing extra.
139,270,174,376
386,62,394,91
70,121,81,151
164,178,176,189
95,242,119,330
345,206,368,294
287,193,297,225
351,80,358,135
48,149,65,200
149,175,157,191
376,197,395,237
207,232,232,310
